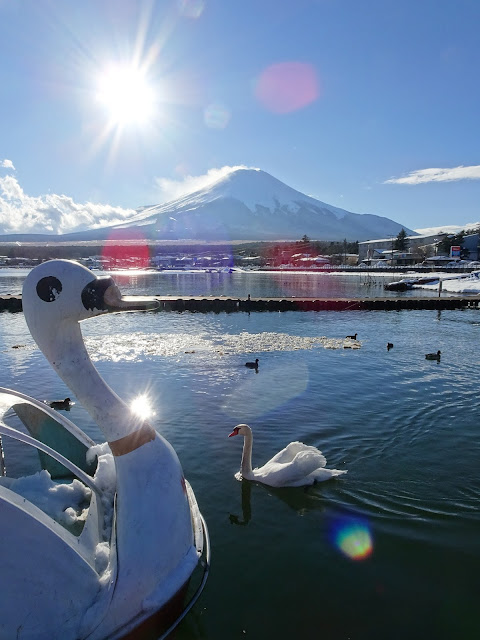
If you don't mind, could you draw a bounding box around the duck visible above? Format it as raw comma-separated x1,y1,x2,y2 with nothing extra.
48,397,73,411
228,424,347,487
425,350,441,360
245,358,259,369
346,333,357,340
0,260,209,640
387,342,394,350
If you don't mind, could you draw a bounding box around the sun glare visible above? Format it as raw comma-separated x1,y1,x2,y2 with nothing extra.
96,63,156,126
130,394,155,420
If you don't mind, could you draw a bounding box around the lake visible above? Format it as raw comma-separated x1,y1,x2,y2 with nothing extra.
0,268,479,639
0,266,454,298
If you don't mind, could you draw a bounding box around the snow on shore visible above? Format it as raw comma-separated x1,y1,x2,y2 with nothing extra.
414,271,480,294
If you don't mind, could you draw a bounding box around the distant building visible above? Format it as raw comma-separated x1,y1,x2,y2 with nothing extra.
329,253,359,266
358,233,448,265
291,254,331,267
462,233,480,262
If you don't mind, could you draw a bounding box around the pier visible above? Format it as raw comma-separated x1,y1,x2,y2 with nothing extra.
2,294,480,313
154,295,480,312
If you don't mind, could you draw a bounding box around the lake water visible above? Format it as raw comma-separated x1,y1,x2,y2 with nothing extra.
0,266,455,298
1,268,479,639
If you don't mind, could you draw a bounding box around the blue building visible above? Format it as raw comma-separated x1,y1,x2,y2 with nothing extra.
461,233,480,261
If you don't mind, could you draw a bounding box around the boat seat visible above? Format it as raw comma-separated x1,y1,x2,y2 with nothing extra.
12,402,96,479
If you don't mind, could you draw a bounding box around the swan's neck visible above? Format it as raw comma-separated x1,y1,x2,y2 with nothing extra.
241,431,253,477
44,322,149,444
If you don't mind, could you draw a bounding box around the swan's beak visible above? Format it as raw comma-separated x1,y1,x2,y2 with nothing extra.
228,430,238,438
103,282,159,312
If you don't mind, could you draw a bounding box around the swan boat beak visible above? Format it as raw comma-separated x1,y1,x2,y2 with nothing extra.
82,275,159,313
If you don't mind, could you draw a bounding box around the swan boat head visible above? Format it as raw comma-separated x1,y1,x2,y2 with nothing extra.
22,260,164,450
0,260,208,640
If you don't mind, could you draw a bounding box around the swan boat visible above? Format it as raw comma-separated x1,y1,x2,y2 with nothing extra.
0,260,210,640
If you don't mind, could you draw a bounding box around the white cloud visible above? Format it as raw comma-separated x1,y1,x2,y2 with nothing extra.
0,175,136,235
415,223,480,235
0,159,15,170
384,165,480,185
154,165,256,203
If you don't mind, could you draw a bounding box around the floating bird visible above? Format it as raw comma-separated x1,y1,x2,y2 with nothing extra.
245,358,259,369
425,350,441,360
0,259,209,639
387,343,394,350
48,397,73,411
228,424,347,487
346,333,357,340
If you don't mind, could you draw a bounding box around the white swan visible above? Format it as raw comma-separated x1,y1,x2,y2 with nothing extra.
0,260,208,640
228,424,347,487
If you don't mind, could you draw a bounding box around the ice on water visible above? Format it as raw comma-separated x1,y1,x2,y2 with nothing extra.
85,330,360,362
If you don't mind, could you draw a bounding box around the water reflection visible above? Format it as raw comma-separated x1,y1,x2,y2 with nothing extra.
228,480,252,526
229,477,327,526
0,267,448,299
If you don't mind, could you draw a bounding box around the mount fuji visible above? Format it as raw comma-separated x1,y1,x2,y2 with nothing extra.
0,168,414,243
108,168,414,242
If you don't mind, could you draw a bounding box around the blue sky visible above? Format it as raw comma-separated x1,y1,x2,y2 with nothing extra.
1,0,479,235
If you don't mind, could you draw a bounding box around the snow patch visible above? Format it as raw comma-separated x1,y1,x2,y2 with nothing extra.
0,470,91,526
87,442,116,541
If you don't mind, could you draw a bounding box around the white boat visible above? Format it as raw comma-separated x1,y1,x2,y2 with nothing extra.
0,260,210,640
385,270,480,292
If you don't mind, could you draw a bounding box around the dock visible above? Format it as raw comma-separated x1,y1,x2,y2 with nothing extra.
154,295,480,312
2,294,480,313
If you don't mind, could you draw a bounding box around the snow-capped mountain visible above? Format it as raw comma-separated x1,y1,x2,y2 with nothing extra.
108,168,414,242
0,168,414,243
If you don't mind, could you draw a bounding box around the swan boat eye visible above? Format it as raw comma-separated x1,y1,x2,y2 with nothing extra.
36,276,63,302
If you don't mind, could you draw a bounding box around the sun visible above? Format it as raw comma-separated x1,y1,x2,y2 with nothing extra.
96,63,156,127
130,393,155,420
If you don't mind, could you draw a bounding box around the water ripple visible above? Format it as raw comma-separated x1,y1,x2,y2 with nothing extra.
334,481,480,524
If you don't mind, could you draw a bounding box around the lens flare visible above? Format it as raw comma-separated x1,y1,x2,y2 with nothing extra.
255,62,319,114
130,394,154,420
331,517,373,561
178,0,205,19
204,103,231,129
221,360,309,421
101,229,151,269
